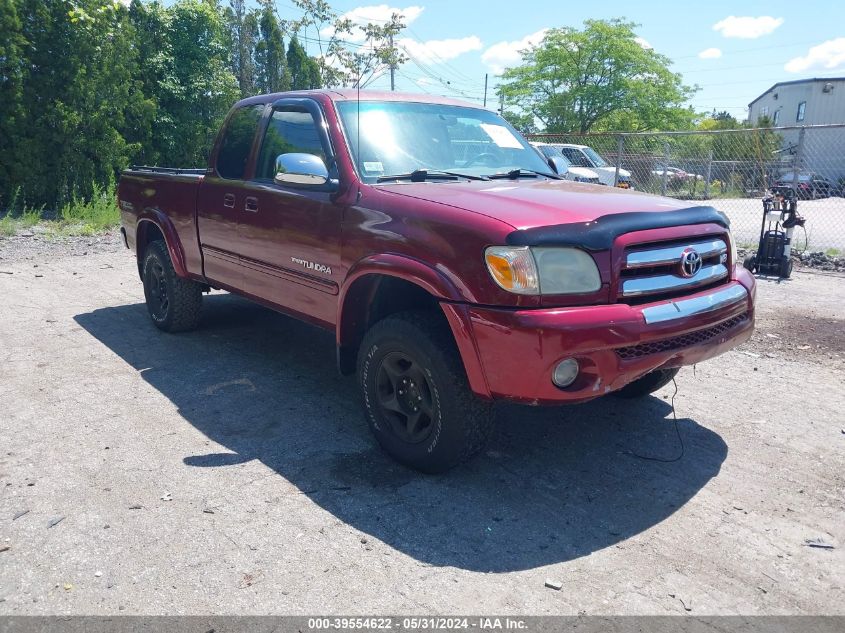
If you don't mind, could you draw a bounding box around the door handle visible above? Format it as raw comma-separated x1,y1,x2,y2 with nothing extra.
223,193,235,208
245,196,259,213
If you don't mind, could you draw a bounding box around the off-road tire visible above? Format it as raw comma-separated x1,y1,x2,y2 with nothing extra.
615,368,680,399
743,254,757,273
142,240,202,333
357,311,494,473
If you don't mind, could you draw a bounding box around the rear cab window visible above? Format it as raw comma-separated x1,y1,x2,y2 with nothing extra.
216,104,265,179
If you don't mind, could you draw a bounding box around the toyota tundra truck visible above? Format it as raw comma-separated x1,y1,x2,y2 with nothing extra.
117,90,756,473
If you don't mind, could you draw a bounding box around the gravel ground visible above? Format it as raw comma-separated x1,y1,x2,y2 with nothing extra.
0,233,843,615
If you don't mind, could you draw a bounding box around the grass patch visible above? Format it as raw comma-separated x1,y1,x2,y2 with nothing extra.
56,181,121,236
825,248,841,257
1,182,120,237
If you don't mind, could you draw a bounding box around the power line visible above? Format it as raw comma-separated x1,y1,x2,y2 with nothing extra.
668,38,828,62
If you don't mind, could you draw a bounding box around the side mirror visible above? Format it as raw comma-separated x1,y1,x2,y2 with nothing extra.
274,153,330,187
547,156,569,175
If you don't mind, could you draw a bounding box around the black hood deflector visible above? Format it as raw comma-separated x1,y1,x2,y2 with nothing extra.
505,206,730,251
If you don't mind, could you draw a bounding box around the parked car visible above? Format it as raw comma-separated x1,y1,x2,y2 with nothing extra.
531,142,603,184
118,90,755,473
651,165,703,182
552,143,633,188
774,172,833,199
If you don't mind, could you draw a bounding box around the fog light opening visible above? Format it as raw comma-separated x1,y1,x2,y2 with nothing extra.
552,358,580,388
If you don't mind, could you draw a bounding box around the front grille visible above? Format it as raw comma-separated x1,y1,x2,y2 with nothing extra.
619,237,729,302
615,312,749,360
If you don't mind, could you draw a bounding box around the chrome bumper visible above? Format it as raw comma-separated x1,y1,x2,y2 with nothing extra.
641,284,748,325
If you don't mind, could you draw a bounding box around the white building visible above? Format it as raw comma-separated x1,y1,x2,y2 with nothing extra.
748,78,845,182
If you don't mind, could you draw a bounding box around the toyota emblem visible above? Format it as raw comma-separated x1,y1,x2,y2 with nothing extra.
680,248,702,277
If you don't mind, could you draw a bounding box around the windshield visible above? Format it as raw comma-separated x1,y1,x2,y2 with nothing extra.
337,100,554,182
582,146,609,168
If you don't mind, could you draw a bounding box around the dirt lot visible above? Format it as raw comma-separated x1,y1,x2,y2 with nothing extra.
0,232,843,615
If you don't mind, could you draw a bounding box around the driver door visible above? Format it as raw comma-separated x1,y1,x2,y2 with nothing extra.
237,99,343,329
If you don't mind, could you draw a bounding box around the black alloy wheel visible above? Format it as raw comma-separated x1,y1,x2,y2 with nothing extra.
375,351,437,444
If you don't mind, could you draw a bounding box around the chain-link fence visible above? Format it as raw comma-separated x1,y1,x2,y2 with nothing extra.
528,124,845,252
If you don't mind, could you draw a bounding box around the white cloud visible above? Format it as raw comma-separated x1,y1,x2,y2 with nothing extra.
635,37,652,50
713,16,783,39
698,47,722,59
785,38,845,73
482,29,548,74
321,5,424,42
399,36,483,64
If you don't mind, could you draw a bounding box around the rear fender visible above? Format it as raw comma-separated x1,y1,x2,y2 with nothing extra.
135,210,189,279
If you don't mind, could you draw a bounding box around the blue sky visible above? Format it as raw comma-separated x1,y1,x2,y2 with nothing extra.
279,0,845,122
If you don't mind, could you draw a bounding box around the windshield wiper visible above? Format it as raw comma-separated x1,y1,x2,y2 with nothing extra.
377,169,489,183
486,168,561,180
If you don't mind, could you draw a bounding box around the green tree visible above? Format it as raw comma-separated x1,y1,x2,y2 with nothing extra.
224,0,259,97
0,0,26,209
255,2,290,93
287,36,321,90
129,0,239,167
500,19,697,133
9,0,150,209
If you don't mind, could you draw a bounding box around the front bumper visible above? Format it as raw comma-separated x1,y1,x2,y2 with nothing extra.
459,267,755,405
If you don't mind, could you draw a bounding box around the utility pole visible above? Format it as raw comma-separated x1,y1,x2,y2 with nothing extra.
389,33,395,91
483,73,488,108
499,91,505,114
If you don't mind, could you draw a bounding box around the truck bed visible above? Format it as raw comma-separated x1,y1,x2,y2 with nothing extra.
118,167,206,279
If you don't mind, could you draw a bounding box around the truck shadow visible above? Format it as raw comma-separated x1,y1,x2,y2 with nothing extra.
74,294,727,573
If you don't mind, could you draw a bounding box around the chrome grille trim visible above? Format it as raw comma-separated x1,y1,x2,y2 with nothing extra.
621,264,729,297
626,238,727,269
641,284,748,324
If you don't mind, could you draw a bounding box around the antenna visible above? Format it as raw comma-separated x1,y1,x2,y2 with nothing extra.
356,59,362,203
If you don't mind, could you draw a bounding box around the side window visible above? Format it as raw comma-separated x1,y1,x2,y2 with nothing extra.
561,148,587,167
797,101,806,122
256,107,327,180
216,105,264,180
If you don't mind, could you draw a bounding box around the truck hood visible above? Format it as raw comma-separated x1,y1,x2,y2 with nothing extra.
566,166,600,180
597,166,631,179
377,178,689,230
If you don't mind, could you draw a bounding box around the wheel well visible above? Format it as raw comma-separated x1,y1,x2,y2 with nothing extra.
136,221,165,278
337,274,443,374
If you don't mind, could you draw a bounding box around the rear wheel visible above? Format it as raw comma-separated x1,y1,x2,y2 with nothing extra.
142,240,203,332
357,311,494,473
780,257,793,279
615,368,679,399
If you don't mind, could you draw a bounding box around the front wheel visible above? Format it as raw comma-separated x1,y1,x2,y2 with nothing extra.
357,312,494,473
142,240,203,332
614,368,680,399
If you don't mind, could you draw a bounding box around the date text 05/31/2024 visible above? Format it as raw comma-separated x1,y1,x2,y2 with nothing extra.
306,617,528,630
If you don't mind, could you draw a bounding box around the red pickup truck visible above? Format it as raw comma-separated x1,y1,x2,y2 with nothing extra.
118,90,756,473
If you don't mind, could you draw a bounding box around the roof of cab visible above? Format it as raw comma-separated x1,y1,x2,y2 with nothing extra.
233,89,481,110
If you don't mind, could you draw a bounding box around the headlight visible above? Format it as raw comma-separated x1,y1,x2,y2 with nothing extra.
485,246,601,295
